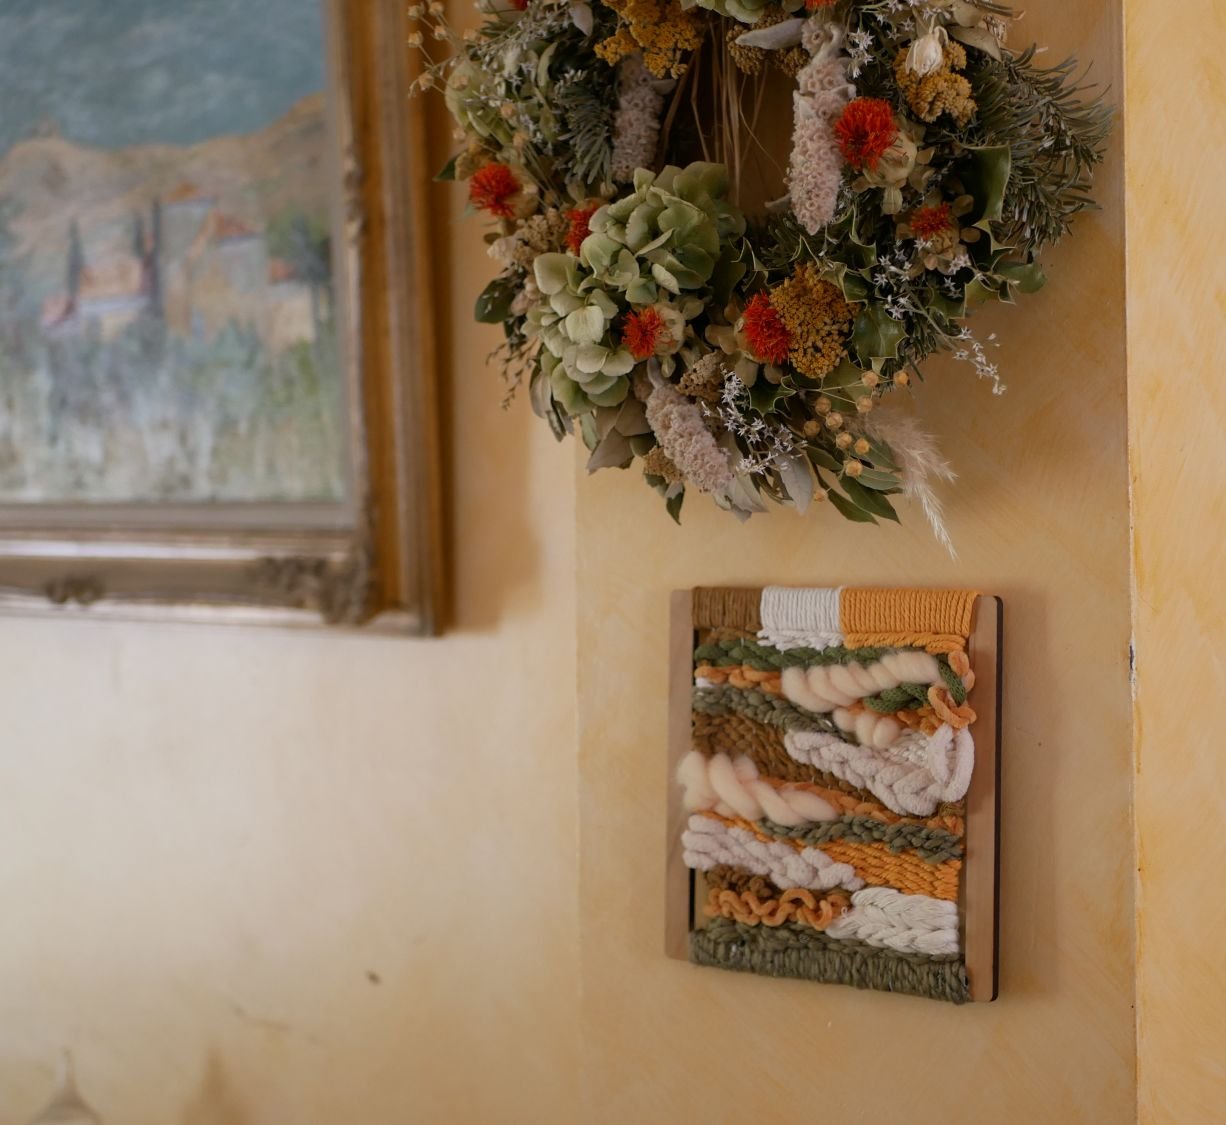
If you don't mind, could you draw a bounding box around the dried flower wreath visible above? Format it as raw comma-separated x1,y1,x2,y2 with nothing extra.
413,0,1110,540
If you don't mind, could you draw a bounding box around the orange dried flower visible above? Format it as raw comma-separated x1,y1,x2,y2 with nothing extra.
469,163,521,219
834,98,899,172
741,293,792,365
622,307,670,360
565,203,600,255
804,0,837,9
910,202,953,239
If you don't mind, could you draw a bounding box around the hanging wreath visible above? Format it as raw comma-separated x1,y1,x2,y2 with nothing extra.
412,0,1109,538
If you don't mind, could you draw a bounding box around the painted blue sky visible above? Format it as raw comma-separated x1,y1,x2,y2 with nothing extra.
0,0,326,154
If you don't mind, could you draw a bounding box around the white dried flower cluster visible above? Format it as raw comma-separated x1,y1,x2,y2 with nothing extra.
710,376,798,476
845,27,875,78
645,382,735,493
788,22,856,236
950,326,1005,394
610,56,664,183
870,246,920,319
487,210,569,269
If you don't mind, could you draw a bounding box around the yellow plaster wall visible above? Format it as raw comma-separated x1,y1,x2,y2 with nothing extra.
0,128,581,1123
1127,1,1226,1120
575,2,1137,1121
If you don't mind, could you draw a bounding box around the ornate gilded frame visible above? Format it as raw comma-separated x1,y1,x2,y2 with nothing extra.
0,0,443,632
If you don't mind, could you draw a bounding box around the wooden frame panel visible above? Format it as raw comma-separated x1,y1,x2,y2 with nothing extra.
666,587,1002,1002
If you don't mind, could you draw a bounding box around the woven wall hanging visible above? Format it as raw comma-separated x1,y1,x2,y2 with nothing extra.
414,0,1109,537
666,586,1001,1002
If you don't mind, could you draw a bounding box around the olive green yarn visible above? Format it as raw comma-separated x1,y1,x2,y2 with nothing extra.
694,639,901,672
862,682,930,713
690,918,970,1004
760,815,964,863
693,685,844,738
938,658,968,704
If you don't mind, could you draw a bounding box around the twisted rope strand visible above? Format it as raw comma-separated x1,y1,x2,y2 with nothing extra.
689,712,966,832
682,813,865,892
784,724,975,817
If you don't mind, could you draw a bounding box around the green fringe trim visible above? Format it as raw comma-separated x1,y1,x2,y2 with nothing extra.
690,918,970,1004
760,815,964,863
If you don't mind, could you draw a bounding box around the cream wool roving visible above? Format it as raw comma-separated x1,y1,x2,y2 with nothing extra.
677,749,839,827
781,649,943,713
682,814,864,892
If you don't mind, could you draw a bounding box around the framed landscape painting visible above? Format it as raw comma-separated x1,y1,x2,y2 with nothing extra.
0,0,443,630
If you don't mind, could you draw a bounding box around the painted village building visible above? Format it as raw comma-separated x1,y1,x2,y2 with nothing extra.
40,183,316,353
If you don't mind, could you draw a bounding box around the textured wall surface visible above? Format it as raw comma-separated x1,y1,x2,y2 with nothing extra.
0,93,581,1124
575,2,1136,1122
5,0,1205,1119
1127,1,1226,1121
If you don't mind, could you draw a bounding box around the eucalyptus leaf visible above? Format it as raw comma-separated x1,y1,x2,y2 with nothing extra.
777,451,816,514
586,429,634,472
614,395,653,436
853,467,903,491
822,482,877,523
666,488,685,524
529,367,553,421
858,434,901,472
950,24,1003,60
736,18,805,49
807,446,842,474
568,0,594,35
841,476,900,522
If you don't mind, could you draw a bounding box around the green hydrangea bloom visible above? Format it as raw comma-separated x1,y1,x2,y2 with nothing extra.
525,164,747,415
580,163,746,304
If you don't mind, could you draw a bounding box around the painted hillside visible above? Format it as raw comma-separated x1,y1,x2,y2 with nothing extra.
0,93,346,505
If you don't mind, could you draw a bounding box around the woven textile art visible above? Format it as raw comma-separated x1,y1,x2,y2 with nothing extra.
672,585,999,1003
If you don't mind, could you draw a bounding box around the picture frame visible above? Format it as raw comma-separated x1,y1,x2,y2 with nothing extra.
0,0,443,633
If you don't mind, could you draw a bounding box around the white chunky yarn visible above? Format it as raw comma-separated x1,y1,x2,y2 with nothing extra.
681,814,864,892
758,585,844,651
826,887,960,956
677,750,839,828
784,724,975,817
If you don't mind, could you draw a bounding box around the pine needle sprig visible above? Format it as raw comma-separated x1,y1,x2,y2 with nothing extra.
975,46,1113,248
555,70,615,186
